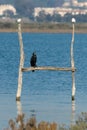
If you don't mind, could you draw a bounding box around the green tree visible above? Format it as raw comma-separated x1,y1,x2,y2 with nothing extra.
63,13,72,22
3,10,14,17
14,0,34,19
36,10,47,22
52,12,61,22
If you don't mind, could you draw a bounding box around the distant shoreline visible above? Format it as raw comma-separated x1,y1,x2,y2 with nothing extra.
0,22,87,33
0,28,87,33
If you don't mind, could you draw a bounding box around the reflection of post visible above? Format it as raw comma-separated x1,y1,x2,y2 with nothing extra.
72,72,76,100
16,19,24,101
16,101,24,127
71,18,76,100
16,101,22,115
71,100,75,125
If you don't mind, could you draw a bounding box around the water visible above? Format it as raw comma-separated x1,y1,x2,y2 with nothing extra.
0,32,87,129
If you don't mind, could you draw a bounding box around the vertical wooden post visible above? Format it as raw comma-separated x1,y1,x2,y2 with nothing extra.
71,18,76,100
16,19,24,101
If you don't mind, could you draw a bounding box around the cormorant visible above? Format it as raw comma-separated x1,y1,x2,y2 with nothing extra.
30,52,37,72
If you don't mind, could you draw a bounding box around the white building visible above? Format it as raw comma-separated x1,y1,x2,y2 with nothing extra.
34,7,87,17
0,4,16,16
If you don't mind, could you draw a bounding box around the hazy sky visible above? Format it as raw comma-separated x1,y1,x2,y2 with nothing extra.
0,0,14,4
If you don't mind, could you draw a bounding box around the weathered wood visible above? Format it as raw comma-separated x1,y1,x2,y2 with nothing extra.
71,18,76,101
71,23,75,68
16,19,24,101
22,67,76,72
16,18,76,101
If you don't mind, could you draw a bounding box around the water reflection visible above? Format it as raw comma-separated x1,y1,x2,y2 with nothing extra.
16,101,23,127
30,109,36,118
15,101,57,130
16,101,36,127
71,100,75,125
16,101,22,115
16,100,76,126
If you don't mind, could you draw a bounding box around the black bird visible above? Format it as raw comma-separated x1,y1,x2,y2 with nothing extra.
30,52,37,72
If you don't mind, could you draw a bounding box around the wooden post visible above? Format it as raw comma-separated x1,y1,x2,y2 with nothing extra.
22,67,76,72
16,19,24,101
15,18,76,101
71,18,76,100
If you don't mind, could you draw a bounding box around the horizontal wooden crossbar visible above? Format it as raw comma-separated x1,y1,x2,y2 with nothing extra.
22,66,76,72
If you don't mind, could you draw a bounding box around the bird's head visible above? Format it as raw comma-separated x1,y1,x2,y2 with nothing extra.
32,52,36,56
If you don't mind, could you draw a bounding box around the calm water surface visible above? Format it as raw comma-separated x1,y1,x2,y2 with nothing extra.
0,32,87,129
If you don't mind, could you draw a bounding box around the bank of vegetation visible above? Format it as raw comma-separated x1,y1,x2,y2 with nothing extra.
0,21,87,33
4,112,87,130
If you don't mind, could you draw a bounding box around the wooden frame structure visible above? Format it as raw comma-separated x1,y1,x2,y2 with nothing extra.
16,18,76,101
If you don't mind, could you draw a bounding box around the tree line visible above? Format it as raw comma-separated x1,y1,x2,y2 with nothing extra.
35,11,87,23
14,0,64,19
